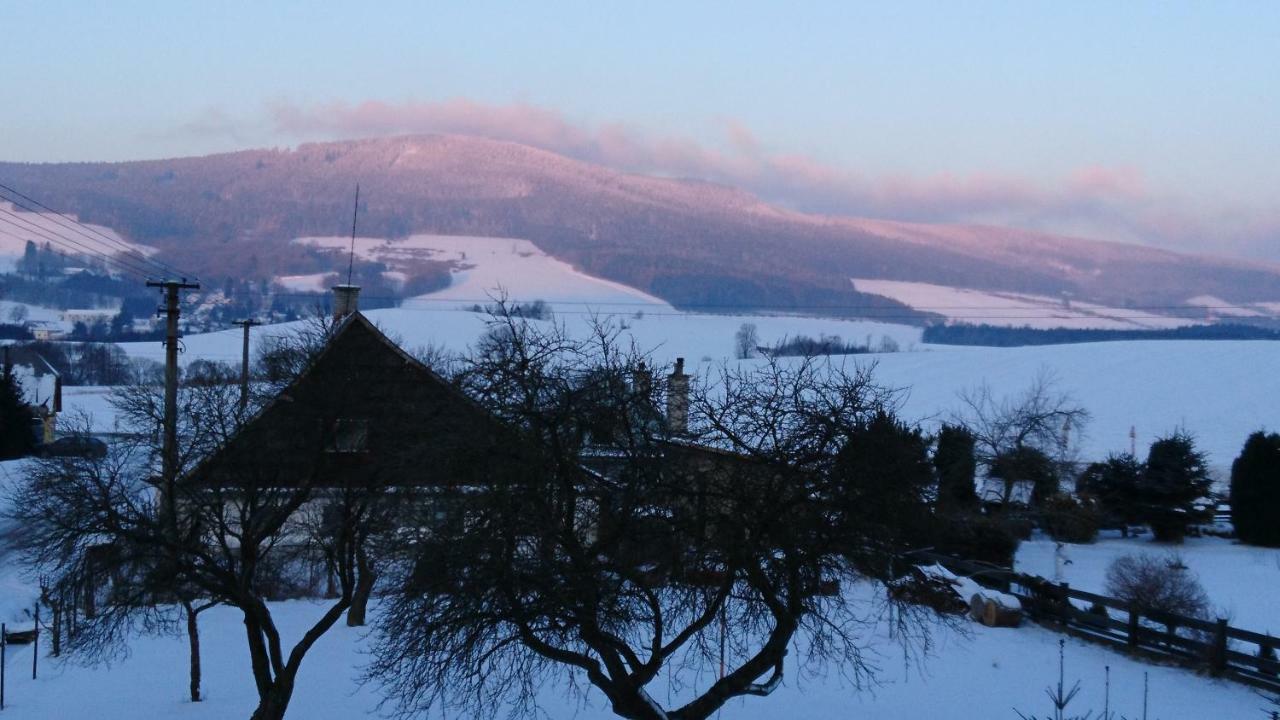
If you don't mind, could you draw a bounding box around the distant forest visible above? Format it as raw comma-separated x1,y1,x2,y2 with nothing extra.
923,323,1280,347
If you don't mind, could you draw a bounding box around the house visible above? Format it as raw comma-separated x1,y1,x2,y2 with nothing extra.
3,345,62,444
28,321,65,341
190,301,530,495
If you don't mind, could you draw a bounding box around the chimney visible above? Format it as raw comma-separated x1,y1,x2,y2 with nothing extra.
666,357,689,435
633,361,653,398
332,284,361,321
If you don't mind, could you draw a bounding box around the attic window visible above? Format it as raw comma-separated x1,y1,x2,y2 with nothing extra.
327,419,370,453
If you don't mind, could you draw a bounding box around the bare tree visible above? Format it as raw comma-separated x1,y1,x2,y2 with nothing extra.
8,316,409,720
1105,552,1211,633
954,370,1090,505
734,322,759,359
368,314,944,720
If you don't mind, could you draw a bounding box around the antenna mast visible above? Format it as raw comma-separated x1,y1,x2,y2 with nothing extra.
346,183,360,286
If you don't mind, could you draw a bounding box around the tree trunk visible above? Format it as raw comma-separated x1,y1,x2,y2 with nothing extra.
249,678,296,720
346,547,375,627
184,602,203,702
50,603,61,657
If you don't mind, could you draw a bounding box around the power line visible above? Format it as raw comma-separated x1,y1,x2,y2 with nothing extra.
0,209,155,280
0,182,197,280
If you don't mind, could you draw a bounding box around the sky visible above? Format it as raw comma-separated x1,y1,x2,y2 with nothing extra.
1,1,1277,261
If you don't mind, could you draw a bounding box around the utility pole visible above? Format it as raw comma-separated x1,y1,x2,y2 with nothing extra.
232,319,260,412
146,279,200,501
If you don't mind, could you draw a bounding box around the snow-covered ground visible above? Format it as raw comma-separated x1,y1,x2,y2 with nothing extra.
1017,534,1280,632
10,234,1280,718
2,452,1273,719
113,319,1279,471
853,278,1215,330
0,590,1268,719
110,235,1279,470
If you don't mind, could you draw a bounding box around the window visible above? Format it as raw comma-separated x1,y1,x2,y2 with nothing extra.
326,418,370,453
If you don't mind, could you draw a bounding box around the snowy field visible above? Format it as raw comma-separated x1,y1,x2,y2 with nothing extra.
112,319,1279,471
107,235,1280,470
1017,534,1280,632
852,278,1213,330
0,587,1268,719
9,234,1277,718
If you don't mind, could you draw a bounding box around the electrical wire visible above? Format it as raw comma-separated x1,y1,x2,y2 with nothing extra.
0,182,197,280
0,209,155,281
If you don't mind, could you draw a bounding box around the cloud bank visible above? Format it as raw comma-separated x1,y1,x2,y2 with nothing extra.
260,98,1277,262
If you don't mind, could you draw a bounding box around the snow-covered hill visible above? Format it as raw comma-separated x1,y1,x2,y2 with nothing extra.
0,202,154,272
106,235,1280,471
853,278,1222,330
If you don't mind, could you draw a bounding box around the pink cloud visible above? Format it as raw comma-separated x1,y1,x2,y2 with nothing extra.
261,98,1278,261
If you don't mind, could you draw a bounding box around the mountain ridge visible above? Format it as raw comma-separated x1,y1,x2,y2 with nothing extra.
2,133,1277,317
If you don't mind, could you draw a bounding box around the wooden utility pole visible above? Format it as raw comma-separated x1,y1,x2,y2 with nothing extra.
146,279,200,505
232,319,260,412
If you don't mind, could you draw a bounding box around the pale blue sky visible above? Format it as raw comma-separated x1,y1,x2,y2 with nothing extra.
2,1,1277,257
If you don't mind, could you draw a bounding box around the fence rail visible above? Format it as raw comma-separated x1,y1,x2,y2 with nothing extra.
909,550,1280,694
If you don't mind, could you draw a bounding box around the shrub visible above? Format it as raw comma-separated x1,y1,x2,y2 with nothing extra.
1039,493,1100,544
932,513,1021,567
934,423,978,512
1076,453,1144,535
1230,431,1280,547
1104,553,1210,622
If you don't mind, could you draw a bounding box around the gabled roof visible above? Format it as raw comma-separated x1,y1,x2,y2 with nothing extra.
186,311,521,488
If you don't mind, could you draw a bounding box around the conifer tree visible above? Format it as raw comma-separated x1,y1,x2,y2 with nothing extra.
1076,453,1144,535
934,423,978,511
0,367,35,459
1140,432,1212,542
1230,431,1280,546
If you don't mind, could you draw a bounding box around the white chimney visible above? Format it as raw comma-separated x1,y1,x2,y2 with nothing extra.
332,284,361,321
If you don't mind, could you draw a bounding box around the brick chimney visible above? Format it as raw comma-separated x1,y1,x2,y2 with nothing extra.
633,361,653,398
666,357,689,435
332,284,361,321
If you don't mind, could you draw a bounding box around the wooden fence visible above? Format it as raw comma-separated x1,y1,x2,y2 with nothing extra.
908,550,1280,694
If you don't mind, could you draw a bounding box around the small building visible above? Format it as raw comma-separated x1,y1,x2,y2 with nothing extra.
28,321,65,341
60,308,117,327
3,345,62,444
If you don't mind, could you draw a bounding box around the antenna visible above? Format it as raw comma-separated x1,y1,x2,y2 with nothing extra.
346,183,360,286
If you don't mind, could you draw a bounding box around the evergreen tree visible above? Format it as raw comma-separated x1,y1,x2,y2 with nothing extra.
1077,452,1145,536
18,240,38,277
1139,432,1213,542
1230,431,1280,546
934,423,978,511
990,445,1059,507
833,411,934,545
0,367,35,459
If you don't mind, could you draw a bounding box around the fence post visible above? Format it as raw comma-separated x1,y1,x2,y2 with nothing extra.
31,604,38,681
1127,602,1140,648
2,621,7,710
1209,618,1228,674
1058,582,1071,625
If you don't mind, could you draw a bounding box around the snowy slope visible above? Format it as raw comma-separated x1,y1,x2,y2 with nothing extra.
0,202,154,272
295,233,677,312
109,235,1280,470
115,325,1279,471
853,278,1216,330
1017,535,1280,631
